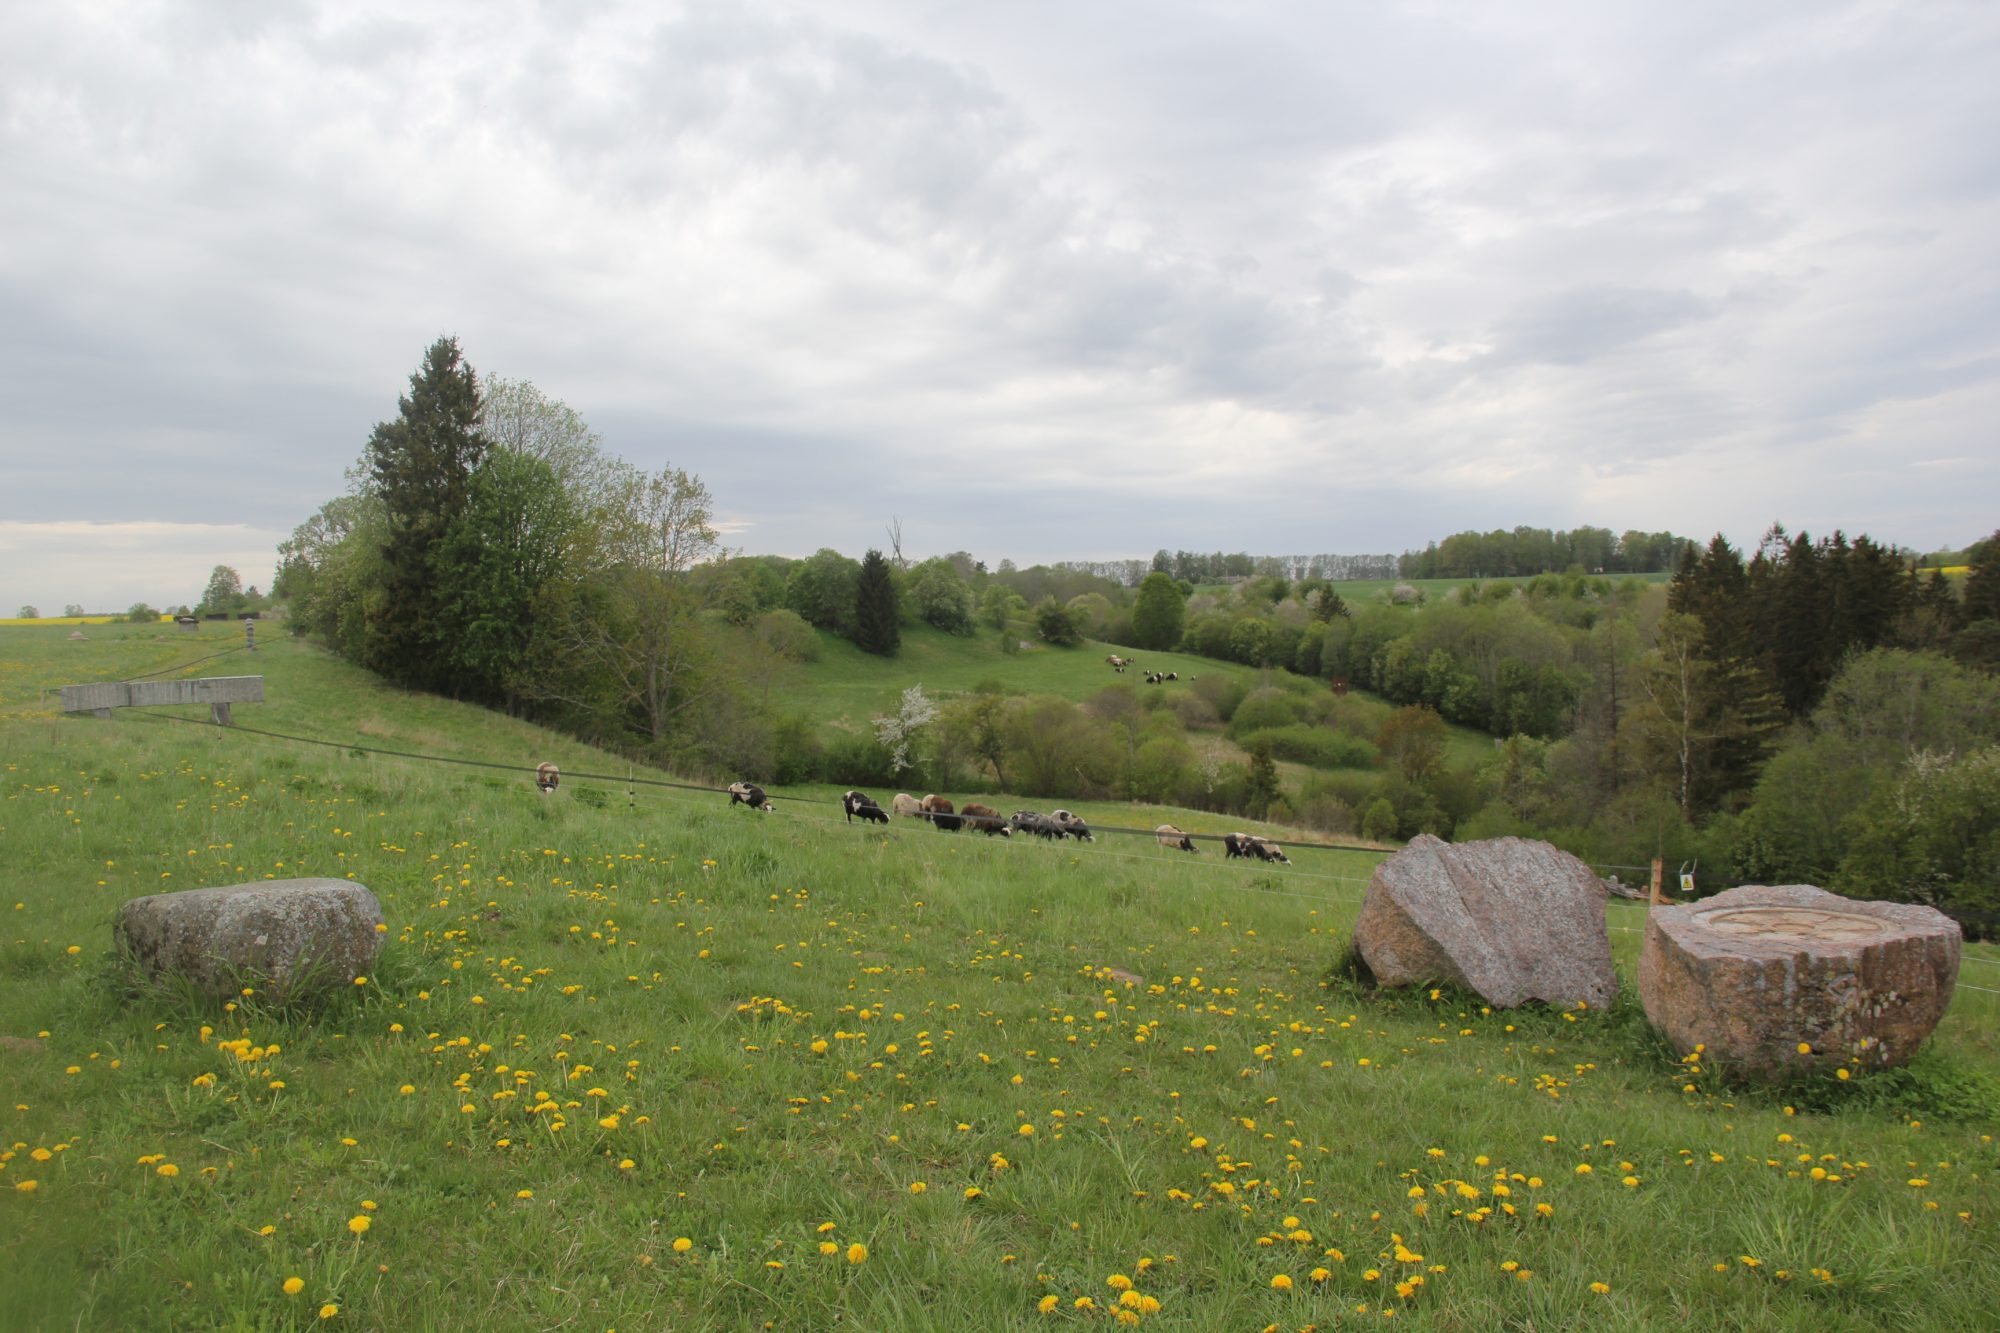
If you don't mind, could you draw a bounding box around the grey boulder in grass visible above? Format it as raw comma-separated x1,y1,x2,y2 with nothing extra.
1354,835,1618,1009
115,879,385,1000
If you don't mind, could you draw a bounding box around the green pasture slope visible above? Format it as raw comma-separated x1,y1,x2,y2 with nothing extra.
784,621,1497,770
3,622,1997,1331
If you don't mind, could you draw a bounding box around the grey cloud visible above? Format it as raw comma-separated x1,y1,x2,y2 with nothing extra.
1487,285,1716,367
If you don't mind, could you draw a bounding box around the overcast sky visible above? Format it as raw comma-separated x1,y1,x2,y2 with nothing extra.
4,0,1996,613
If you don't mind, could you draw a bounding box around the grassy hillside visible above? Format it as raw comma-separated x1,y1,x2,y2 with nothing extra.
789,621,1497,772
3,622,1998,1330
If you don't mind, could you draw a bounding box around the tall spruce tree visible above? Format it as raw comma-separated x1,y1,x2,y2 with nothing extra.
854,548,901,655
364,336,487,690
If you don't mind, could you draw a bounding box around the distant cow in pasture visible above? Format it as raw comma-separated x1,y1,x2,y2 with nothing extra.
1248,837,1291,865
535,762,560,794
1010,810,1062,840
843,790,889,824
1156,824,1197,853
920,794,962,832
959,802,1012,836
728,781,774,812
1223,832,1254,859
1050,809,1095,842
892,792,923,819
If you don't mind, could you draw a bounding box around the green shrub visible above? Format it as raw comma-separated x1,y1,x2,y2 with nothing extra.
1235,724,1375,768
1226,687,1304,739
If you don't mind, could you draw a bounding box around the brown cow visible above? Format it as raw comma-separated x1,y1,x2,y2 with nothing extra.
1156,824,1197,852
959,802,1012,837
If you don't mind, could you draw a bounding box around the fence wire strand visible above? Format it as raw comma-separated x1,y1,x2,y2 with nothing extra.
118,708,2000,996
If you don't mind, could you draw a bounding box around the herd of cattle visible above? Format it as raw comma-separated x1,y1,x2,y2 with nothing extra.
536,764,1292,863
1104,654,1188,686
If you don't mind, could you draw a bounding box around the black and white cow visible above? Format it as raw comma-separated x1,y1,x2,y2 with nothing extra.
843,790,889,824
1050,809,1095,842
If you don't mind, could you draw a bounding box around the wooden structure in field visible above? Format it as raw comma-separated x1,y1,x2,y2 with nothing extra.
60,675,264,726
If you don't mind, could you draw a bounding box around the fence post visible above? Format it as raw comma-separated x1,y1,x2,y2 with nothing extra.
1649,857,1666,906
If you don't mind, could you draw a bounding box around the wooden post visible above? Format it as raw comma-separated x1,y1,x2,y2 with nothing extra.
1649,857,1666,905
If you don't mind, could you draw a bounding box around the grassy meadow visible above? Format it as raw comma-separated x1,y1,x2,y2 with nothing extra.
784,621,1497,773
3,622,1997,1331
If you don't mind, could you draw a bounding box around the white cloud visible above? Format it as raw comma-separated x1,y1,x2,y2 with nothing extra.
1,0,1995,605
0,521,284,614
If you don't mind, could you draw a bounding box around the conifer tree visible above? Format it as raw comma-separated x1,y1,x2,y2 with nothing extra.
364,336,487,689
854,548,900,656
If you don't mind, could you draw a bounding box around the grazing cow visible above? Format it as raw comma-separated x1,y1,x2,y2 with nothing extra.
1156,824,1197,853
920,794,962,833
843,790,889,825
1050,809,1095,842
1248,837,1291,865
1010,810,1063,840
535,762,560,794
1165,672,1177,681
1222,832,1253,859
959,802,1012,837
892,792,922,819
728,781,774,812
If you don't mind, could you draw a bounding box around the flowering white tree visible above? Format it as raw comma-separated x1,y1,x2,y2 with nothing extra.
873,684,939,774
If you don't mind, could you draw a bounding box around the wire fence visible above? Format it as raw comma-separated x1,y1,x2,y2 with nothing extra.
120,707,2000,997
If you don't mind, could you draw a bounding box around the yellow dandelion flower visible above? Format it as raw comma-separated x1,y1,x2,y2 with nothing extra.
283,1277,305,1295
156,1163,179,1178
515,1189,534,1200
347,1216,370,1235
318,1304,338,1319
672,1237,693,1253
15,1180,38,1193
1038,1295,1059,1314
847,1242,868,1264
1271,1274,1293,1290
1590,1281,1611,1294
909,1181,927,1194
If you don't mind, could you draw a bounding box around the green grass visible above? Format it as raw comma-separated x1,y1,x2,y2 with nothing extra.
785,620,1497,781
791,624,1253,734
3,623,1997,1331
